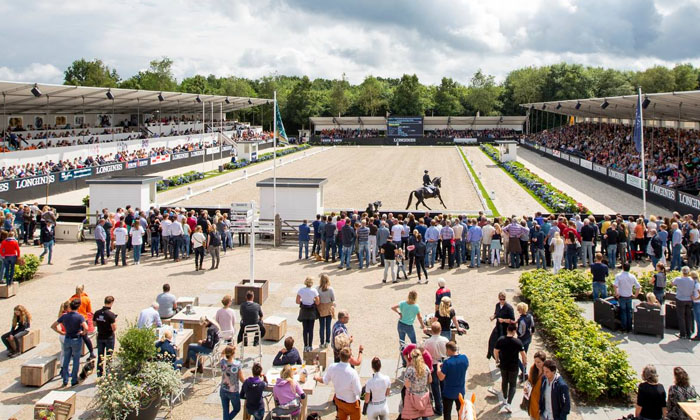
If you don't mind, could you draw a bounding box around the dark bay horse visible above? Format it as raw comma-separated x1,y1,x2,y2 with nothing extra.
405,177,447,210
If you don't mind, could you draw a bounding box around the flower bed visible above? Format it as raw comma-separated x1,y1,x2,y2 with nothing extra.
519,270,637,401
480,144,589,214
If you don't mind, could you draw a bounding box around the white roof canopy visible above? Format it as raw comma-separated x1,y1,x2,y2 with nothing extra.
521,90,700,122
0,81,271,115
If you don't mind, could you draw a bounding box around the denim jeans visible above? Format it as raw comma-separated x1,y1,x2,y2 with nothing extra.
607,244,617,268
517,337,531,376
187,343,212,363
97,336,115,377
672,244,683,271
151,234,160,256
581,241,593,266
592,282,607,300
172,236,183,260
510,252,521,268
397,321,417,344
319,315,332,345
430,366,443,415
312,234,322,255
95,240,106,264
619,297,633,331
565,251,577,270
115,244,127,265
534,248,546,269
61,337,82,385
299,239,309,259
454,240,464,266
340,246,352,268
470,241,481,267
324,239,336,261
220,388,241,420
426,241,438,266
250,407,265,420
3,256,16,284
40,239,54,263
693,302,700,339
181,234,190,256
302,319,315,348
369,236,377,264
358,242,370,268
133,245,142,263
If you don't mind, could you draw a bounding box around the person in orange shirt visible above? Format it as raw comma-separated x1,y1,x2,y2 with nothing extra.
69,285,95,359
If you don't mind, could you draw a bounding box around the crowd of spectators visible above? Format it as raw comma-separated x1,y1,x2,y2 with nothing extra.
318,128,381,139
424,128,518,138
528,122,700,188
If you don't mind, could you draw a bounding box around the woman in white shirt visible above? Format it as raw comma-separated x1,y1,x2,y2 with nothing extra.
551,232,565,274
365,357,391,420
191,226,207,271
296,276,320,352
130,221,144,264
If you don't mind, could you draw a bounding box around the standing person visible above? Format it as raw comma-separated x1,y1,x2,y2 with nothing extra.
207,225,221,270
531,224,546,269
365,357,391,420
381,238,398,284
220,344,245,420
425,220,440,268
413,232,428,283
605,222,619,269
311,214,322,257
0,231,20,284
149,216,161,257
487,291,515,360
39,221,54,265
491,223,502,266
436,341,469,420
357,220,370,269
1,305,30,357
324,216,338,263
181,219,191,258
467,219,482,268
317,274,335,348
493,324,527,413
590,253,610,300
238,291,265,344
614,263,641,333
635,364,667,420
539,360,571,420
297,276,320,352
368,217,378,265
113,222,128,266
516,303,535,383
672,266,695,339
216,295,237,342
452,219,464,267
340,218,356,270
482,219,495,265
161,214,171,260
70,285,95,360
526,351,547,420
241,363,268,420
439,220,455,269
298,219,310,260
130,220,144,264
51,299,88,387
503,218,523,268
402,348,434,420
666,367,698,420
94,219,107,265
551,232,564,274
191,225,206,271
649,263,667,305
433,297,466,339
564,231,578,270
315,347,362,420
693,271,700,341
168,215,184,262
392,290,425,345
580,219,596,267
671,222,683,271
424,322,447,416
93,296,117,377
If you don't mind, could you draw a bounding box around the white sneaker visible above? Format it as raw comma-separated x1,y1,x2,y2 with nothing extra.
504,403,512,413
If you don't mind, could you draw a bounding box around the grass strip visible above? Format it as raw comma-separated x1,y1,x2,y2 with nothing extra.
457,147,500,217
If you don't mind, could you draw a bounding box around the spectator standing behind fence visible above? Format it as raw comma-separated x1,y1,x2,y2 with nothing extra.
317,274,335,348
298,220,310,260
191,226,206,271
297,277,320,352
207,225,221,270
0,231,20,284
673,267,695,340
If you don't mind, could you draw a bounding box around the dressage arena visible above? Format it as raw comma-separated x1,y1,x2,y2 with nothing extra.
171,146,486,213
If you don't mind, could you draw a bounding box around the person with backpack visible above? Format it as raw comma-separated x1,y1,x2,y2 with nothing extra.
650,262,667,305
516,302,535,383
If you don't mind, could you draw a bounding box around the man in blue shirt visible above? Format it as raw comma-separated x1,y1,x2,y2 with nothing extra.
298,220,310,259
671,222,683,271
323,216,337,262
531,224,546,269
51,299,88,386
467,220,483,268
425,221,440,268
311,214,322,257
437,341,469,420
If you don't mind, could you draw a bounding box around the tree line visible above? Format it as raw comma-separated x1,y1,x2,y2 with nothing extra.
63,58,700,134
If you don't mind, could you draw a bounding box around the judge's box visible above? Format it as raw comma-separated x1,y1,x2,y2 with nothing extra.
303,346,332,370
263,316,287,341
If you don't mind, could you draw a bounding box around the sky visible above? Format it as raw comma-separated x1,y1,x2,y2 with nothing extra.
1,0,700,86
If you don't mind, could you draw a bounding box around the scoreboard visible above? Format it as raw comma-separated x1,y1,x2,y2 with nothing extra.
387,116,423,137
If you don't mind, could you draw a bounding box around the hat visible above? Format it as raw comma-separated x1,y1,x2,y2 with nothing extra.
424,170,429,173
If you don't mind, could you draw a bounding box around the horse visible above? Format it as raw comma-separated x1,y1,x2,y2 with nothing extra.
405,177,447,210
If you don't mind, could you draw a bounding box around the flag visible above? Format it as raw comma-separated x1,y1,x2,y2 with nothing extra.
633,89,643,154
275,102,288,145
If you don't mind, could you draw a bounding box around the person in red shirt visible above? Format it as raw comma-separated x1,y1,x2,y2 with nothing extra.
0,231,20,285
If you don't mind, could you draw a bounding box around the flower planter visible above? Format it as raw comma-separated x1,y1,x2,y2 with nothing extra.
234,279,269,305
125,396,161,420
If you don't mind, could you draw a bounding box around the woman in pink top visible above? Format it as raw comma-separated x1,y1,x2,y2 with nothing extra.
272,365,305,417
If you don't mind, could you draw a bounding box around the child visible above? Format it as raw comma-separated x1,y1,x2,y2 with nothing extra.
396,248,409,280
241,363,268,420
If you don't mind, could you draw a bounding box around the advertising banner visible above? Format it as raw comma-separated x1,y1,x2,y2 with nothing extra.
172,152,190,161
680,191,700,210
593,164,607,175
191,150,204,157
95,162,124,175
560,153,570,161
626,174,646,190
649,183,676,201
608,169,625,182
150,154,171,165
453,138,478,144
580,159,593,170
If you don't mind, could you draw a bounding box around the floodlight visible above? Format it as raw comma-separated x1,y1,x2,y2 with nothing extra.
601,100,609,109
30,84,41,97
575,102,581,110
158,93,164,102
195,95,202,103
225,97,230,104
556,103,562,110
106,90,114,100
642,97,651,109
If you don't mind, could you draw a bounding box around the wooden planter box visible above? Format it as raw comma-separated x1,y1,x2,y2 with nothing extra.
22,355,59,387
0,282,18,298
234,279,269,305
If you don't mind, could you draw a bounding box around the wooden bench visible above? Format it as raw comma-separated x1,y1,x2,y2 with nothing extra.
19,329,40,353
0,282,18,298
34,390,76,420
21,355,59,387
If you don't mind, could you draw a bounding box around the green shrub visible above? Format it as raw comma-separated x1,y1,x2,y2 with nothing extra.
117,325,157,374
16,254,40,282
520,270,637,401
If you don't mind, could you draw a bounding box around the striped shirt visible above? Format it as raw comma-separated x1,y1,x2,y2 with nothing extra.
440,226,454,240
357,226,370,243
503,223,524,238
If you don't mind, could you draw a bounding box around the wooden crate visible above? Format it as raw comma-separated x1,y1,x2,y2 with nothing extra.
303,346,332,370
34,390,76,420
21,355,59,387
0,282,18,298
263,316,287,341
19,329,40,353
234,279,269,305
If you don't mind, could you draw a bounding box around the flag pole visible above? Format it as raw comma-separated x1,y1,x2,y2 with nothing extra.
273,91,277,229
639,87,647,218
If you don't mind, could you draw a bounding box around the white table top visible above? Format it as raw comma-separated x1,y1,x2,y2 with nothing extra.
266,365,320,394
37,390,75,405
169,306,219,323
157,327,193,347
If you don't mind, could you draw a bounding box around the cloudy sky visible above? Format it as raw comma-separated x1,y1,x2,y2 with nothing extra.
1,0,699,85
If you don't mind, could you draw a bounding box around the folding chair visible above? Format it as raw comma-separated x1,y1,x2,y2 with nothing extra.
194,339,223,385
394,338,407,379
241,324,262,362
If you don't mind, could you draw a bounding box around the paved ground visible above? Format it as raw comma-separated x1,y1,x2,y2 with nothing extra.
171,146,485,214
517,147,672,216
462,147,546,217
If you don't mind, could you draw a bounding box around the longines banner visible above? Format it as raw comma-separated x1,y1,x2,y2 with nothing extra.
545,148,552,155
608,169,625,182
580,159,593,170
569,156,580,165
14,174,56,190
560,153,570,161
650,183,676,200
680,191,700,211
593,164,607,175
453,138,478,144
172,152,190,161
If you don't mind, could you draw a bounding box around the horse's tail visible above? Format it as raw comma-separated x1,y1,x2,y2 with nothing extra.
406,191,414,210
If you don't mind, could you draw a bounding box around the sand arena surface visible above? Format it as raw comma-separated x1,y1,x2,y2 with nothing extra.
171,146,485,214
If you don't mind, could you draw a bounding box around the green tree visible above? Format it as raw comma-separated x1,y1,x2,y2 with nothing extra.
357,76,387,116
672,64,698,91
284,76,319,131
589,68,634,97
328,74,350,117
634,66,675,93
390,74,424,116
433,77,464,116
499,67,545,114
541,63,593,101
179,75,209,93
64,58,120,87
464,70,501,115
120,57,177,91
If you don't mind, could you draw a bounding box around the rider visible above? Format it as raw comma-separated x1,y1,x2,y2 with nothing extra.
423,170,434,193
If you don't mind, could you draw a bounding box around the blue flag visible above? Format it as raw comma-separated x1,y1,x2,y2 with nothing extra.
633,89,643,154
275,102,288,145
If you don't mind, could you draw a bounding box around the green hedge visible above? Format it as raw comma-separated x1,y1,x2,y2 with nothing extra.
520,270,637,401
16,254,40,282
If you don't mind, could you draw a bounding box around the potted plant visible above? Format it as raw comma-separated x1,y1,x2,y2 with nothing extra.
90,325,183,420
